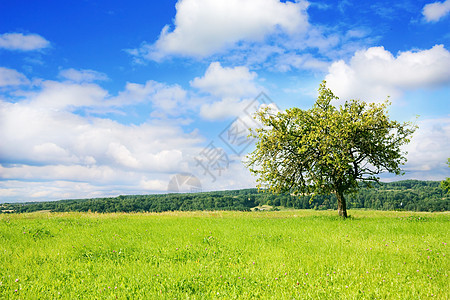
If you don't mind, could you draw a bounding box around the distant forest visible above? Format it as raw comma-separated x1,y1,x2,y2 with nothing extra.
1,180,448,213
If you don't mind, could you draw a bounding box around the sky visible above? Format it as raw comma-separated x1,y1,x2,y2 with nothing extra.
0,0,449,203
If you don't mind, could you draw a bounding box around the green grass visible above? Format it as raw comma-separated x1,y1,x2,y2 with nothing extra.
0,210,448,299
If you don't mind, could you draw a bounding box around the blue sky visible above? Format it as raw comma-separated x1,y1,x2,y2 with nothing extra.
1,0,449,202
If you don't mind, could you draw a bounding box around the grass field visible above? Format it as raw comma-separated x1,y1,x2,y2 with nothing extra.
0,210,448,299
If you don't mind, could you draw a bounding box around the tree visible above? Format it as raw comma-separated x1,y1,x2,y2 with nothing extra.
246,81,417,218
441,158,450,193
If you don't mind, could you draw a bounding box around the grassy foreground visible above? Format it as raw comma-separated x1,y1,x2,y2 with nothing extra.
0,210,448,299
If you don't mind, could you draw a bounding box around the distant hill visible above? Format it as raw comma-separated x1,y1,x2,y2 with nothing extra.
1,180,448,213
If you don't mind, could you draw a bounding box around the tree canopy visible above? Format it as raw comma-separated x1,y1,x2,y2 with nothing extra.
246,81,417,217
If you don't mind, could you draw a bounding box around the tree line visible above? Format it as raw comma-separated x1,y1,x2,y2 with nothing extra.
1,180,448,214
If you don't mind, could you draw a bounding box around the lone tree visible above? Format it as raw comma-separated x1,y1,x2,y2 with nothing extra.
246,81,417,218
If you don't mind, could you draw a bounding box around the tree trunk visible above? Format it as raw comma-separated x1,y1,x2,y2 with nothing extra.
335,189,348,218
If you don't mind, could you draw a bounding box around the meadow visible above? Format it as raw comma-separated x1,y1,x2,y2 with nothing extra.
0,210,448,299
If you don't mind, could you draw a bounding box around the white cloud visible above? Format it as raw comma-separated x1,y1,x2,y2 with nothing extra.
191,62,259,98
112,80,189,116
151,85,188,113
402,117,450,180
191,62,264,120
0,180,120,201
107,142,140,169
0,76,205,203
422,0,450,22
139,178,169,191
32,142,78,164
0,100,202,200
275,53,330,72
325,45,450,102
199,95,280,122
198,156,257,192
112,81,158,106
31,80,109,110
130,0,309,60
126,1,378,72
0,67,30,87
15,78,187,116
199,97,253,121
59,68,108,82
0,164,118,184
0,33,50,51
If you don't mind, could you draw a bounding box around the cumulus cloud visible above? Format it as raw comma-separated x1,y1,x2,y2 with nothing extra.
9,76,190,116
0,67,30,87
198,156,258,191
139,178,170,191
32,143,78,165
0,97,201,169
0,73,207,202
325,44,450,101
150,85,188,114
30,80,109,110
422,0,450,22
112,80,189,116
126,1,377,72
191,62,259,98
199,97,252,121
402,117,450,180
0,33,50,51
129,0,309,60
0,108,202,200
59,68,108,83
0,180,119,201
275,53,330,72
190,62,264,120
